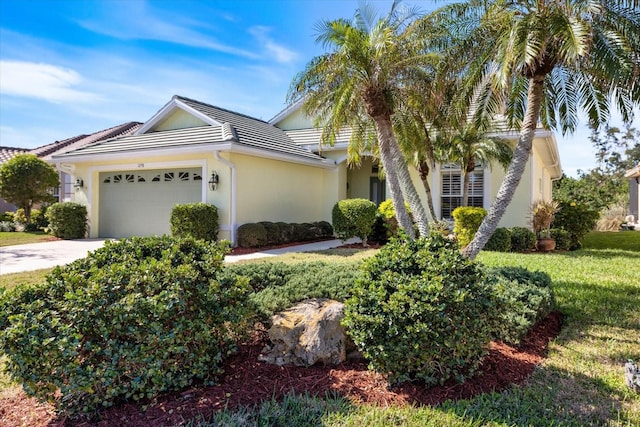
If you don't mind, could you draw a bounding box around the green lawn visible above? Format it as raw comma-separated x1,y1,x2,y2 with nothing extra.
1,233,639,425
0,231,56,247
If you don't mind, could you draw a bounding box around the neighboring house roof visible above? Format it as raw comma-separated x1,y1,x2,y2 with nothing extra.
625,164,640,178
32,122,142,161
54,96,333,167
0,146,27,164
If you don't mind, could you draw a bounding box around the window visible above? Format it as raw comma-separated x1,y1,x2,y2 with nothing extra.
440,163,484,219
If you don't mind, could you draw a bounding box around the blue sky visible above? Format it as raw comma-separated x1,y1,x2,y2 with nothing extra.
0,0,636,177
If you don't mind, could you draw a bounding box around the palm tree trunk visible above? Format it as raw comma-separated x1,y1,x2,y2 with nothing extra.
373,117,416,239
461,170,470,207
462,76,545,259
388,137,430,237
417,161,438,221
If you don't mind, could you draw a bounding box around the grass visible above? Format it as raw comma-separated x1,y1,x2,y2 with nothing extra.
0,268,53,291
1,232,639,426
0,231,56,247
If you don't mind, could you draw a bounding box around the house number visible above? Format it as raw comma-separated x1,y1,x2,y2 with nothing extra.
138,163,144,168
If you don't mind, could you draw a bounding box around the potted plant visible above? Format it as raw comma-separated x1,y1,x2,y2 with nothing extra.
531,199,560,252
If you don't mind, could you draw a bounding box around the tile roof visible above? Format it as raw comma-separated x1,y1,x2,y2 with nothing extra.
31,122,142,160
0,146,27,164
55,96,326,163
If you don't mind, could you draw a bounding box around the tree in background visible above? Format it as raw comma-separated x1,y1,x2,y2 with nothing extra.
0,153,59,223
554,124,640,211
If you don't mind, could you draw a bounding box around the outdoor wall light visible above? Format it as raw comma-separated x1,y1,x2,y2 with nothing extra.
208,171,219,191
74,178,84,189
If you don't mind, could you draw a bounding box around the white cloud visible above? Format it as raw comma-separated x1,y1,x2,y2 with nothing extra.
77,2,259,59
0,60,100,103
249,26,298,64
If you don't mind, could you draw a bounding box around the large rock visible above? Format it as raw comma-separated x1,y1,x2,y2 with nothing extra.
259,299,352,367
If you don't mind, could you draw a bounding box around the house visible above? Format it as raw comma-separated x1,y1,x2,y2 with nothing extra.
0,146,27,212
272,101,562,228
53,95,562,244
31,122,142,203
625,164,640,224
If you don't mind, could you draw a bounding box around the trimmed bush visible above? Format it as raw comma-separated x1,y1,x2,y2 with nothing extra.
510,226,536,252
484,227,511,252
377,199,412,239
343,236,499,385
486,266,555,345
332,198,377,244
0,236,251,414
223,261,363,323
452,206,487,248
45,202,87,239
259,221,284,245
237,223,268,248
553,201,599,250
0,211,14,222
170,202,219,241
550,228,571,251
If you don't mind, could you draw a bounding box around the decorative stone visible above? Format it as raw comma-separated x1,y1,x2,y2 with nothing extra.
625,360,640,393
259,299,352,367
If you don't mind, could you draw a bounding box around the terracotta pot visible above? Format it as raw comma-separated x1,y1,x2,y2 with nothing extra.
536,238,556,252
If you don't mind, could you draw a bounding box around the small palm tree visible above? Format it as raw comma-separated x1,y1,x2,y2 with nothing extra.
289,1,435,238
435,125,513,207
531,199,560,239
427,0,640,259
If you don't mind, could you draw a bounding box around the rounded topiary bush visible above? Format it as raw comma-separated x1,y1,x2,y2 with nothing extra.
452,206,487,248
237,223,268,247
343,235,499,385
550,228,571,251
170,202,219,241
45,202,87,239
484,227,512,252
332,198,377,244
0,236,252,414
510,226,536,252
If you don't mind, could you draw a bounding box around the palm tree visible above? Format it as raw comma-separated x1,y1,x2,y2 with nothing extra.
435,125,513,207
426,0,640,258
288,1,434,238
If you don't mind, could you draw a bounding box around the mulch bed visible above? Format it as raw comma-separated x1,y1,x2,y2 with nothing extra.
0,312,563,427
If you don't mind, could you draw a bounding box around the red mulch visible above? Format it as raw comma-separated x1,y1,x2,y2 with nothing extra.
229,238,337,256
0,312,562,427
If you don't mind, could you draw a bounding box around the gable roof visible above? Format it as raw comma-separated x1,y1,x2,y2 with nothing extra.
54,96,333,167
32,122,142,160
0,146,27,164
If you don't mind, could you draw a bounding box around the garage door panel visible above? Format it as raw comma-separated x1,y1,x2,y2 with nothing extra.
99,168,202,238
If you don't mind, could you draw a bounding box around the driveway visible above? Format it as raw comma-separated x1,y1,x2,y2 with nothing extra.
0,238,357,277
0,239,110,276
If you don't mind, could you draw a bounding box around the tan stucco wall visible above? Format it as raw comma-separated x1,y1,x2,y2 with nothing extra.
274,108,313,130
153,109,209,131
229,152,329,224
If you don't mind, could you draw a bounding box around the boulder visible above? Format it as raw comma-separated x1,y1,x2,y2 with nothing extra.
259,299,352,367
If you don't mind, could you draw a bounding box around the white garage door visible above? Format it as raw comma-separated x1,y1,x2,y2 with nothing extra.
99,168,202,238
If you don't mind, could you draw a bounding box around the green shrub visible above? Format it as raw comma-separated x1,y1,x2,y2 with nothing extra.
222,261,363,323
259,221,284,245
510,226,536,252
343,236,499,385
237,223,268,248
313,221,333,237
377,199,412,239
45,202,87,239
31,207,49,230
369,213,389,244
0,236,251,414
0,211,13,222
332,199,377,244
170,202,219,241
550,228,571,251
484,227,512,252
452,206,487,248
486,266,555,345
553,201,599,250
13,208,27,224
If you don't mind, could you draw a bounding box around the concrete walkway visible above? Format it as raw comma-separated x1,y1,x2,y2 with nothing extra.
0,238,357,276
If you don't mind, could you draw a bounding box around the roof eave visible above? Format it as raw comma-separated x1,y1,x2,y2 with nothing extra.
134,96,222,135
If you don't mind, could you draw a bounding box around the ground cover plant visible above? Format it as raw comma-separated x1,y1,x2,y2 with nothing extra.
0,232,638,426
